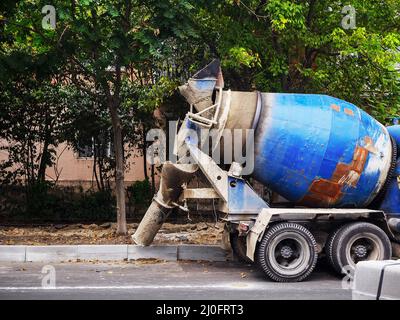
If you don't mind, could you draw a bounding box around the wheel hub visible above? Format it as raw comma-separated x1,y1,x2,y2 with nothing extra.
354,244,368,258
280,245,294,259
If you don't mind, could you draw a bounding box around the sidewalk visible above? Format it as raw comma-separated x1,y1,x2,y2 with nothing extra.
0,244,231,263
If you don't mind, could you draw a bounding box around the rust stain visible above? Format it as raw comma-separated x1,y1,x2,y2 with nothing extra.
331,104,340,112
344,108,354,116
364,136,378,154
364,136,373,144
300,137,372,207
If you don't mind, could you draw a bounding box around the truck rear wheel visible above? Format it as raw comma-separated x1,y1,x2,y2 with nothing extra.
326,222,392,275
257,222,318,282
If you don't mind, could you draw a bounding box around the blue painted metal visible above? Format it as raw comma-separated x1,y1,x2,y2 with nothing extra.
183,117,201,145
227,177,269,214
179,87,394,211
190,78,216,92
379,158,400,216
387,125,400,152
253,93,392,208
181,117,269,214
392,118,400,125
379,126,400,216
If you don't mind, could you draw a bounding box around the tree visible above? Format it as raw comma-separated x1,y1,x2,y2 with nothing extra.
189,0,400,122
2,0,398,229
1,0,198,233
120,76,179,195
0,50,67,186
62,86,116,191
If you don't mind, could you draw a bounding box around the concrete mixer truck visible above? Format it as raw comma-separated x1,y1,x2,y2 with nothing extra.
133,60,400,282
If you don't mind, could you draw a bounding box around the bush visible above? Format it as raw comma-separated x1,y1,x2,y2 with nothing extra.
1,179,157,222
24,181,59,219
127,179,153,210
67,189,115,221
1,182,116,222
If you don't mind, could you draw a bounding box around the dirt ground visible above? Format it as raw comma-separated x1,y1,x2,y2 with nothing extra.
0,222,225,245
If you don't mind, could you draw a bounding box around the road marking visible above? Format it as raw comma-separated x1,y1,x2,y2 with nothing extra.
0,283,253,291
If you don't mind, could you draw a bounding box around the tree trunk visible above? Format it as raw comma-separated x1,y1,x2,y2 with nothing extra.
109,105,127,235
37,141,49,182
37,113,51,182
92,145,101,191
142,126,149,181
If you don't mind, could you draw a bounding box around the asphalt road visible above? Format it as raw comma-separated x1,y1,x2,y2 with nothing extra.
0,260,351,300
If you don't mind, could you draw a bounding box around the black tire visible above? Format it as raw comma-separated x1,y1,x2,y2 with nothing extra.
257,222,318,282
327,222,392,275
325,227,341,269
230,232,252,263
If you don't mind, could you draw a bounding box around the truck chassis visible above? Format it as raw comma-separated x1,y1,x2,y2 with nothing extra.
178,144,396,282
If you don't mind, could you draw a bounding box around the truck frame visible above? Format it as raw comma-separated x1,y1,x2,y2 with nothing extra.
178,140,396,282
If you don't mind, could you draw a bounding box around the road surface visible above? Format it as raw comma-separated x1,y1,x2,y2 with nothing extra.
0,260,351,300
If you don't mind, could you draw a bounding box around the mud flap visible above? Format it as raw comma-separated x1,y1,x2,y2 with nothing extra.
246,209,273,261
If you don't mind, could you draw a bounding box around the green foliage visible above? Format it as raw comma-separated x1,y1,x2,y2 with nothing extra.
61,85,117,190
137,77,180,112
127,179,152,208
266,0,305,31
1,0,200,225
2,0,399,125
0,72,68,184
1,0,400,222
9,183,116,221
192,0,400,122
69,189,115,221
24,181,57,218
224,47,261,68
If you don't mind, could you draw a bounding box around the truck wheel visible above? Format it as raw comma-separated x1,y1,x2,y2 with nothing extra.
230,232,252,263
326,222,392,275
325,227,341,269
257,222,318,282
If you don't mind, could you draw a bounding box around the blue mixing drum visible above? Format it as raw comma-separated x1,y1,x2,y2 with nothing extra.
252,93,394,208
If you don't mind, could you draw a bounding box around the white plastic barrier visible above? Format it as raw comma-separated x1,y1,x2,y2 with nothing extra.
352,260,400,300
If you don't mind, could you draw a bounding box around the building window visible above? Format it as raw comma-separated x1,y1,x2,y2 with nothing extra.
77,136,113,159
77,142,94,158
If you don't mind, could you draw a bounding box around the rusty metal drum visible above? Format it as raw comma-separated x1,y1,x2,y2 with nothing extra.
252,93,394,208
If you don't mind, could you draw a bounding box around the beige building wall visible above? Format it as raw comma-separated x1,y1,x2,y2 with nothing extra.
0,140,153,188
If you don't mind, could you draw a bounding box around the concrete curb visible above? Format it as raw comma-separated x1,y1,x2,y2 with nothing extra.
0,245,231,263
